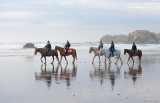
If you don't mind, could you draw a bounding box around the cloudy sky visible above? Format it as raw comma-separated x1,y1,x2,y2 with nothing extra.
0,0,160,42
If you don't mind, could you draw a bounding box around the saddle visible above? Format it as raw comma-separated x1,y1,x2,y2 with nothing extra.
109,48,117,52
64,48,72,53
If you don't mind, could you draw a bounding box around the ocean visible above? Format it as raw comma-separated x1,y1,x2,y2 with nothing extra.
0,42,160,56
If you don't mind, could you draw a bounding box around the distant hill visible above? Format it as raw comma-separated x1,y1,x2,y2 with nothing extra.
101,30,160,44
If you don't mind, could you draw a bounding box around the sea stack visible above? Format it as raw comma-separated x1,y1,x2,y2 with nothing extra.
23,43,35,48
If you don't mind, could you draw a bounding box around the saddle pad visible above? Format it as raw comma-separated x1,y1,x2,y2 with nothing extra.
64,49,72,53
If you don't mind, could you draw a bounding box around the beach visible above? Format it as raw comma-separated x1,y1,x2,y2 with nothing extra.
0,43,160,103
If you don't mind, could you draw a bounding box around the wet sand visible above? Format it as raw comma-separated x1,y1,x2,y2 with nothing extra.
0,49,160,103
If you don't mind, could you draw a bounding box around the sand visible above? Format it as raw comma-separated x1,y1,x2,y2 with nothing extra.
0,49,160,103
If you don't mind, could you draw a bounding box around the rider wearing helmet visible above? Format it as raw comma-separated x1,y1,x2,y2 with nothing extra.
44,41,51,54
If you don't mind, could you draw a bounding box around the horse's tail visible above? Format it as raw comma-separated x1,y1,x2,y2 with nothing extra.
75,50,78,61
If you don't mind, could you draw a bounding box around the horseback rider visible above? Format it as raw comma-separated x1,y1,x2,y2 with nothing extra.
132,42,137,55
44,41,51,54
65,40,71,55
110,41,115,56
98,40,103,54
98,40,103,50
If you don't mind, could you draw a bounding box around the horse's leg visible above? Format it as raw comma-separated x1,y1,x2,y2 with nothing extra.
51,56,54,64
60,56,63,63
109,57,111,64
41,56,43,63
128,57,130,63
131,57,134,65
98,55,101,63
104,55,107,63
120,57,123,65
92,55,96,64
64,56,68,64
44,56,46,64
56,55,60,64
72,55,75,63
115,57,119,64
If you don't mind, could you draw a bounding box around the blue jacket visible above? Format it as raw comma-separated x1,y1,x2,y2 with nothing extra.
111,42,114,49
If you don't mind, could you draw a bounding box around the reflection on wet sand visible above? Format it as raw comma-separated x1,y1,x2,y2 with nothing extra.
124,63,142,84
35,63,77,87
90,63,121,90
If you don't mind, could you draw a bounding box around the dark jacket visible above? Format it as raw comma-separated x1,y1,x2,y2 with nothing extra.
65,42,71,49
111,42,114,49
45,43,51,50
132,45,137,51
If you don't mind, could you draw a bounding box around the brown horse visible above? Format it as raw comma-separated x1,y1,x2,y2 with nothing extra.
124,49,142,65
55,46,77,64
34,48,59,64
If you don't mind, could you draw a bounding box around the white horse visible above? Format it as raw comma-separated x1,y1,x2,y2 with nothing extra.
101,48,123,65
89,47,106,63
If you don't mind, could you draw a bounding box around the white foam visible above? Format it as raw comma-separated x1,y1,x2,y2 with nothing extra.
0,42,160,56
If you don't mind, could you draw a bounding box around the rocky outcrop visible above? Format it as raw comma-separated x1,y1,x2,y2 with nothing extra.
101,35,128,44
23,43,35,48
157,33,160,41
101,30,160,44
128,30,159,44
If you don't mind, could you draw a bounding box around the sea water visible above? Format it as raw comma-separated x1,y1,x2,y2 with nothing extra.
0,42,160,56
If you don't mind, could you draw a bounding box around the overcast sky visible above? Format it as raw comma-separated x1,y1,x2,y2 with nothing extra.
0,0,160,42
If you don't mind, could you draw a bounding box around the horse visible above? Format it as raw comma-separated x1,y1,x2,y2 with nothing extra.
34,48,59,64
124,49,142,65
89,47,106,63
55,46,77,64
101,49,123,65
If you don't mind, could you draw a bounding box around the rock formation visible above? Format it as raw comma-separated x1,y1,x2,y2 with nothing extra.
23,43,35,48
101,30,160,44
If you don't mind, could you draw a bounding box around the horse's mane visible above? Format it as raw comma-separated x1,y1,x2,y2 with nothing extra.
91,47,98,51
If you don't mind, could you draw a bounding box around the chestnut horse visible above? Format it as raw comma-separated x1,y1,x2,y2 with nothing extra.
55,46,77,64
35,48,59,64
124,49,142,65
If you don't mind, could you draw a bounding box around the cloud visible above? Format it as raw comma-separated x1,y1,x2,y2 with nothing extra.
0,11,33,18
0,0,160,42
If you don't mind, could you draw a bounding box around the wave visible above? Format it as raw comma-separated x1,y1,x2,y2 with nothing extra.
0,42,160,52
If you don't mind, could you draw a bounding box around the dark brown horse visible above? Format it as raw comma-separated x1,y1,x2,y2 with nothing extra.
55,46,77,64
124,49,142,65
34,48,59,64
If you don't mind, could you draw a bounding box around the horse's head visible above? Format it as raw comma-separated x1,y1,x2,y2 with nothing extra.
89,47,93,53
124,49,127,55
34,48,39,55
55,46,58,51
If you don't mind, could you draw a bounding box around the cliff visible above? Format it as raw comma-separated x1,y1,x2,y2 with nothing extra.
101,30,160,44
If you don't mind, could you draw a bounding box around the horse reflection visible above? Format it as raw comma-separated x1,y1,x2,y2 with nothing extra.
107,64,121,90
90,63,121,90
124,63,142,84
35,64,56,88
54,64,77,87
90,63,107,85
35,63,77,88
